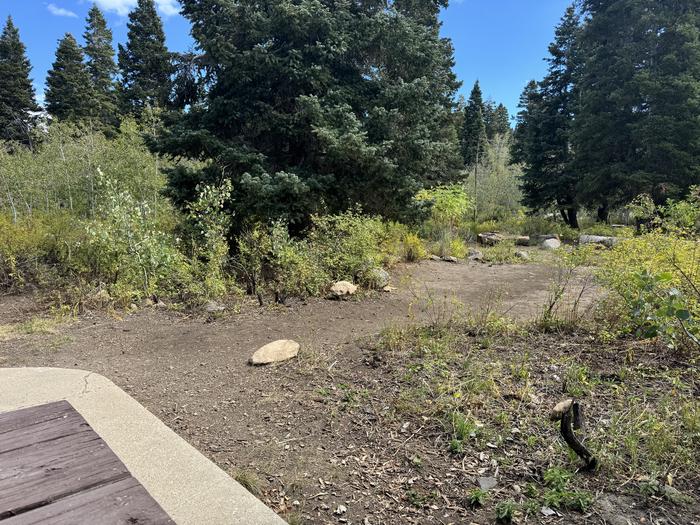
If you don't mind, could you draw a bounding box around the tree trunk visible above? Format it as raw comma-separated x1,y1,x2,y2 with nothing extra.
567,208,579,229
597,203,609,223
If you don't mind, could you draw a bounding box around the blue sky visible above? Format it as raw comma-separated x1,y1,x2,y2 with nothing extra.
1,0,570,118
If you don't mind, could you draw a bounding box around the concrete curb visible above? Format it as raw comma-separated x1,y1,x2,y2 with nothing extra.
0,367,286,525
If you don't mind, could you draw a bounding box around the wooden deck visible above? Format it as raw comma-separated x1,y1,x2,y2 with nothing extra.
0,401,174,524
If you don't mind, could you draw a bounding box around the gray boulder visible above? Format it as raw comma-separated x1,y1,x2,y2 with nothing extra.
579,234,618,248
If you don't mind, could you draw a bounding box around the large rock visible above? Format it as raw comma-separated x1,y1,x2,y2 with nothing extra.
250,339,300,365
366,268,390,289
579,234,618,248
468,248,484,261
477,232,504,246
540,238,562,250
329,280,357,298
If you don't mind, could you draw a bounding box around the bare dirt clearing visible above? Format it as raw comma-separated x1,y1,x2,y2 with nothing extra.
1,260,697,524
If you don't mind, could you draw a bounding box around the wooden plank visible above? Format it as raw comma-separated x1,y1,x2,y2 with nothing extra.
3,476,174,525
0,402,76,435
0,430,129,518
0,408,91,455
0,401,172,523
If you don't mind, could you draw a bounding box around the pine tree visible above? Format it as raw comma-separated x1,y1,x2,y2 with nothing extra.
574,0,700,217
460,81,487,166
84,4,119,132
0,16,38,144
118,0,172,115
160,0,462,226
45,34,93,122
520,4,582,227
484,102,511,138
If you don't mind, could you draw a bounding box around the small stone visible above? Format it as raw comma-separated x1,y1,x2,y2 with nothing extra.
441,255,459,263
249,339,300,365
335,504,347,515
382,285,397,293
478,476,498,491
515,250,530,261
429,254,442,261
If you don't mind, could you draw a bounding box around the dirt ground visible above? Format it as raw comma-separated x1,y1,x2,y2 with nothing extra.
1,259,697,524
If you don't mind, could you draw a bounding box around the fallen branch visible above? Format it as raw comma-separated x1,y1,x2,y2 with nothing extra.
550,399,597,471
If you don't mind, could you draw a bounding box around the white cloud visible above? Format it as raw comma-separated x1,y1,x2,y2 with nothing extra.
47,3,78,17
156,0,179,16
94,0,180,17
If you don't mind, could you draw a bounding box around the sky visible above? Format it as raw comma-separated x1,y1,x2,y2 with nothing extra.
0,0,571,118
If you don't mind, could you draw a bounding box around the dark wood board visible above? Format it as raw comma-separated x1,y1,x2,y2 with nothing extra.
0,401,173,524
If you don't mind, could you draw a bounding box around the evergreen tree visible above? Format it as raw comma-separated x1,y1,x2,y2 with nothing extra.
460,81,487,165
484,102,511,138
0,16,38,144
520,4,582,227
118,0,172,115
84,4,119,131
574,0,700,218
45,34,93,122
159,0,462,226
512,80,541,167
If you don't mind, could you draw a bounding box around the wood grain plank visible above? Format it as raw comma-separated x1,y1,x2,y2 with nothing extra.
0,402,76,435
0,409,91,455
0,429,130,518
0,401,173,523
3,476,174,525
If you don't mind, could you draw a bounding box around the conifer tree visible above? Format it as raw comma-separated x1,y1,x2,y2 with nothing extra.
84,5,118,131
160,0,462,225
574,0,700,217
118,0,172,115
520,4,582,227
460,81,487,166
0,16,38,144
45,34,93,122
484,102,511,138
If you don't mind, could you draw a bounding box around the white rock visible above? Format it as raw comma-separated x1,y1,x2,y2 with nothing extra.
541,238,562,250
249,339,300,365
330,281,358,297
579,234,618,248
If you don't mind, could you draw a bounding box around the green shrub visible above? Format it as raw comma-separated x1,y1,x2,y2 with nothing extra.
185,180,234,299
80,178,191,304
597,232,700,349
308,210,386,285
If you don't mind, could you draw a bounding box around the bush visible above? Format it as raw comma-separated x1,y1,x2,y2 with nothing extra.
185,180,234,299
597,232,700,349
79,178,191,304
308,210,386,285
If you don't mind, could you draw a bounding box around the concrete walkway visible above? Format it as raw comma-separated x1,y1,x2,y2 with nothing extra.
0,367,286,525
